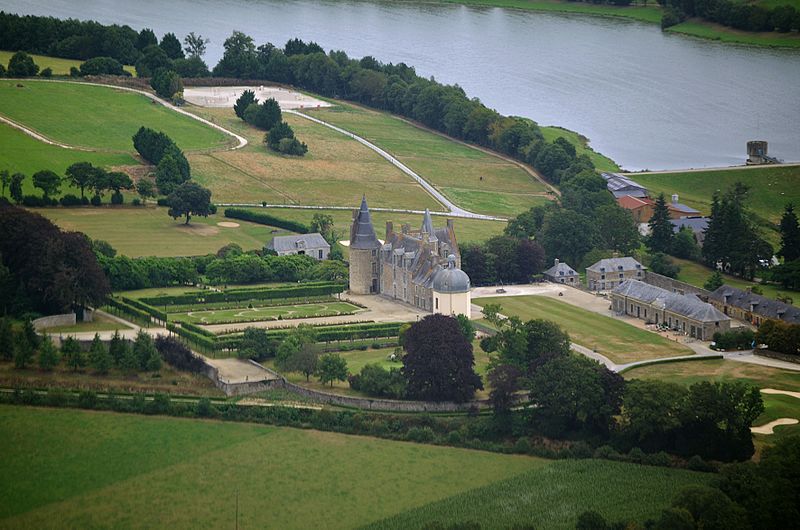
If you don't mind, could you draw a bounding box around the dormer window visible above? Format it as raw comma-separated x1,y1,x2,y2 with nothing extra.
618,266,623,271
600,267,606,272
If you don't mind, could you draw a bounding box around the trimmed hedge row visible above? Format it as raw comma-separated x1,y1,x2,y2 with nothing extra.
218,322,403,350
180,321,216,338
139,282,346,307
120,296,168,322
105,297,152,326
166,323,218,354
224,208,310,234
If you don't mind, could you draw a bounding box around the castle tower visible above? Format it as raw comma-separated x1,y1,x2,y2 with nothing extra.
349,196,382,295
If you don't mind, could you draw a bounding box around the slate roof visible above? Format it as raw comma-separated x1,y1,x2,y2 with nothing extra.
670,217,709,244
267,233,330,252
420,209,438,243
710,286,800,325
601,172,648,199
586,257,646,273
614,280,730,323
350,196,381,250
544,260,578,278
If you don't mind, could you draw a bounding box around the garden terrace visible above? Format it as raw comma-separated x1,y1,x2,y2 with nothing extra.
169,300,363,326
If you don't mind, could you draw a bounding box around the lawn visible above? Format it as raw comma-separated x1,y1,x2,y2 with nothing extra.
437,0,664,23
34,206,291,257
0,80,229,152
0,50,136,76
667,19,800,48
186,107,442,211
671,256,798,305
541,125,620,172
475,295,692,363
170,301,363,325
0,406,543,529
366,459,711,529
308,103,553,217
0,122,137,196
43,313,131,333
633,165,800,228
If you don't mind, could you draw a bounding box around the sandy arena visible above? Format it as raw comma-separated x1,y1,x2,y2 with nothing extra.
183,86,333,110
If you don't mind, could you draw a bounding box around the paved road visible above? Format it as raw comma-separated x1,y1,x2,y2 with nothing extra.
288,109,505,221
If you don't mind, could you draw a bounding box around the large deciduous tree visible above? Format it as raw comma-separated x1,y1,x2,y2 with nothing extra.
275,325,318,381
65,162,103,199
402,314,483,402
183,32,210,58
7,51,39,77
167,181,212,225
135,44,172,78
316,353,348,387
539,209,600,267
32,170,61,199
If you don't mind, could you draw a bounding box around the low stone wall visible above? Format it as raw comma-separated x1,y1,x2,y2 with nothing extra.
644,271,711,300
33,313,76,332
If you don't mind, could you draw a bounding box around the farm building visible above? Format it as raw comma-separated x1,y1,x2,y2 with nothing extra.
617,194,701,223
601,173,648,199
543,258,579,285
708,285,800,326
586,257,646,291
611,280,730,340
266,233,330,260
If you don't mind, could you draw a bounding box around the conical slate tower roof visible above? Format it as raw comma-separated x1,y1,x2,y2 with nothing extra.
420,209,438,242
350,195,381,250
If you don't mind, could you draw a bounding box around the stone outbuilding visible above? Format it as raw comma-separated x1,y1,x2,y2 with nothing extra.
586,257,646,291
611,280,731,340
266,233,330,260
708,285,800,327
543,258,579,285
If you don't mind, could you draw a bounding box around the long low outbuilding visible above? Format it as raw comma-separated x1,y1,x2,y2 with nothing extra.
611,279,731,340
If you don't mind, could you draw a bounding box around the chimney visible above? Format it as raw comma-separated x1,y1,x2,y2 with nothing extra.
554,258,560,266
386,221,393,240
672,194,679,205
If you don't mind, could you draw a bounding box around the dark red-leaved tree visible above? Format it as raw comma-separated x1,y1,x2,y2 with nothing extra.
401,314,483,402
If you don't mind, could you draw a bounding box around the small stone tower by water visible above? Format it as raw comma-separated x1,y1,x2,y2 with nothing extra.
349,196,382,295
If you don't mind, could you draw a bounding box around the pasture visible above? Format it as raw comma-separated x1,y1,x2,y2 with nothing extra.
0,80,229,152
475,295,692,363
170,301,362,325
35,206,289,257
0,50,136,76
0,406,542,529
187,107,442,211
308,103,553,217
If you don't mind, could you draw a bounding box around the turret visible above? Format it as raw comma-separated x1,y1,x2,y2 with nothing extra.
349,196,382,295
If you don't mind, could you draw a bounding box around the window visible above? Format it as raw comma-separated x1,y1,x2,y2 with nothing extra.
601,274,606,280
372,250,376,257
372,262,377,274
619,273,623,279
318,249,323,259
636,271,642,277
435,297,439,310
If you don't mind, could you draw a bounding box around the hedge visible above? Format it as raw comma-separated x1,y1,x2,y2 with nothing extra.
104,297,152,326
224,208,310,234
216,322,403,350
120,296,168,322
166,323,218,354
139,282,346,307
180,321,217,338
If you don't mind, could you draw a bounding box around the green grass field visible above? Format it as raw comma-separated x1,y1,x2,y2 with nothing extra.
170,301,363,325
0,123,137,196
438,0,664,23
34,206,291,257
475,295,692,362
0,50,136,76
308,103,552,217
187,106,442,211
0,80,229,152
0,405,545,529
366,458,710,529
633,166,800,227
671,257,797,305
541,125,620,172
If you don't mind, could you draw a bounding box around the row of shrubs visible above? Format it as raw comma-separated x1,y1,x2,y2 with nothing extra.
1,387,718,473
20,192,130,208
104,297,152,327
224,208,310,234
119,296,168,322
138,281,345,307
712,328,755,351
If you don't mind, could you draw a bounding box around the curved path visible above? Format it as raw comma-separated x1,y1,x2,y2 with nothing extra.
287,109,504,221
3,78,248,151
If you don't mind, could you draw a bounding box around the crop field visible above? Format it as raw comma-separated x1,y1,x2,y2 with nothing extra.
35,206,290,257
633,165,800,227
0,50,136,76
0,80,229,152
366,459,710,529
0,122,137,196
475,295,692,363
0,406,544,529
186,107,442,211
170,301,363,325
308,104,553,217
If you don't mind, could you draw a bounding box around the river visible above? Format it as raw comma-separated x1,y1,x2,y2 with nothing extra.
3,0,799,170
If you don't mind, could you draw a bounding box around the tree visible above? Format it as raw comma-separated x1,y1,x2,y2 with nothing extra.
108,330,126,365
79,56,125,76
671,226,700,260
184,32,210,58
245,98,282,130
491,318,571,376
38,335,59,371
0,318,13,361
136,178,157,203
7,51,39,77
402,314,483,402
118,341,139,375
647,193,674,253
310,213,336,244
234,89,258,119
778,203,800,262
167,181,212,225
455,314,475,342
9,173,24,204
671,486,749,530
275,325,318,381
65,162,102,199
595,204,641,254
0,170,10,197
13,325,34,369
316,353,348,387
173,56,210,78
488,363,521,416
155,154,185,195
133,330,158,371
136,28,158,51
150,68,183,99
237,327,277,361
539,209,600,266
704,271,725,291
106,171,133,204
266,121,295,150
135,44,172,78
213,31,257,78
88,333,112,374
32,170,61,199
481,303,504,328
61,336,85,371
159,32,184,59
620,380,687,449
649,252,680,278
22,319,39,351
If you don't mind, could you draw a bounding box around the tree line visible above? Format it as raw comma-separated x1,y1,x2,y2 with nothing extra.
659,0,800,32
234,90,308,156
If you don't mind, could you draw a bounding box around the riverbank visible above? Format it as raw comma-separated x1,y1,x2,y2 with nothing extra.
432,0,800,48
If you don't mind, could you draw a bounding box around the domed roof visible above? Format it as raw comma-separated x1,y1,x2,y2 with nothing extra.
433,255,470,293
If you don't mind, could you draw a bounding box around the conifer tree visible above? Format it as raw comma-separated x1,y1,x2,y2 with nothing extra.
145,347,162,372
133,330,157,371
119,340,139,375
13,330,34,369
61,336,85,372
0,318,13,361
778,203,800,263
88,333,112,374
22,320,39,351
704,271,725,291
647,193,674,254
234,89,257,119
38,336,59,371
108,330,126,365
